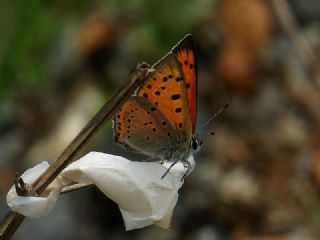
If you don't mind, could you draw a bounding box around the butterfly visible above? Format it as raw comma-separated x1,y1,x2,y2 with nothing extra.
113,34,202,179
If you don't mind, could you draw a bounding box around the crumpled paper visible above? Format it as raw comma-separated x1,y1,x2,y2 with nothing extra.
6,152,195,230
6,161,63,218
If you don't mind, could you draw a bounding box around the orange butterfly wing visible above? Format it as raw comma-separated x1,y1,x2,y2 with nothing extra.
113,96,179,156
172,34,198,134
137,53,192,144
114,100,135,150
114,34,197,152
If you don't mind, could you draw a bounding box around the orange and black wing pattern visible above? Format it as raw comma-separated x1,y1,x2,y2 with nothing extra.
137,53,192,143
172,34,198,134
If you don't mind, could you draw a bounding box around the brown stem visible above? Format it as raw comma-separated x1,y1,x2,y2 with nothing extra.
271,0,320,87
0,62,150,240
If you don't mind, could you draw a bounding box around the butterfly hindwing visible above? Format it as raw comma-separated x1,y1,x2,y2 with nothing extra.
113,96,178,157
172,34,198,134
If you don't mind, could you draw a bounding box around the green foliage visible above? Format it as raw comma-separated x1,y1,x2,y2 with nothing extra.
0,0,217,99
105,0,216,60
0,0,91,98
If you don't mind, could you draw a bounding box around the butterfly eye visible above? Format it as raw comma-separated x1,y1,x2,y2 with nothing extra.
191,139,198,151
191,138,203,152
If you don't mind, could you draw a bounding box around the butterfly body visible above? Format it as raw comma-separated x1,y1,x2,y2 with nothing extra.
113,34,201,178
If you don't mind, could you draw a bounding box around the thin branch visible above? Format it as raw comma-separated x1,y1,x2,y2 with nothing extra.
271,0,320,87
0,62,150,240
61,183,93,194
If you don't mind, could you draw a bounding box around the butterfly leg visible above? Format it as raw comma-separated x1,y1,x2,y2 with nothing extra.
161,160,179,179
181,160,191,182
137,156,160,162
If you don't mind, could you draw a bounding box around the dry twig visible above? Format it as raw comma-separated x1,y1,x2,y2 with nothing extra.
0,63,151,240
271,0,320,87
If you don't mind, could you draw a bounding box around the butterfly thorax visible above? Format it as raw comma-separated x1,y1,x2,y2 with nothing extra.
161,135,202,162
160,142,190,162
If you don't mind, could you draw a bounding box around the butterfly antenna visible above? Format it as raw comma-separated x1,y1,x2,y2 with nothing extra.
202,104,229,129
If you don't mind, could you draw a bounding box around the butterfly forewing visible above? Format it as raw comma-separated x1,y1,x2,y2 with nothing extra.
172,34,198,134
137,53,192,144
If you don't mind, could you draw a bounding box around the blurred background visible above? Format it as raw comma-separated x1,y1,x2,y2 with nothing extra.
1,0,320,239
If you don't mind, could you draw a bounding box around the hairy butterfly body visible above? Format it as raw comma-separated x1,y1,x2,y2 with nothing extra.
113,34,202,179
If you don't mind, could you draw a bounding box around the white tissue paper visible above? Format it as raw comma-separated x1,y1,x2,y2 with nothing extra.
6,161,63,218
6,152,195,230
